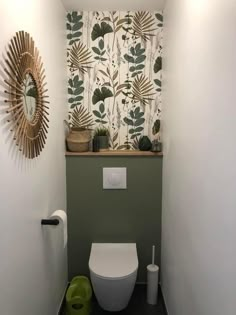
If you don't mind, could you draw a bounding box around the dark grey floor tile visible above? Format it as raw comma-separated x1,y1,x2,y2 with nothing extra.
91,285,166,315
61,284,166,315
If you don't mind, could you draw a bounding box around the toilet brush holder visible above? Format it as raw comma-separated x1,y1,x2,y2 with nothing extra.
147,264,159,305
147,245,159,305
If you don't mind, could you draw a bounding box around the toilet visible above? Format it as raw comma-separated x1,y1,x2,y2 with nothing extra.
89,243,138,312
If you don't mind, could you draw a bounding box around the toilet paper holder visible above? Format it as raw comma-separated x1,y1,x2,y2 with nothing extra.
41,219,59,225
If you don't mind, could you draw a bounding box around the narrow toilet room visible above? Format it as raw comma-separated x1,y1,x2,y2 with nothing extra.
1,1,236,315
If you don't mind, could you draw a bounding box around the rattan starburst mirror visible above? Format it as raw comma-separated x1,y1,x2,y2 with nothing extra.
1,31,49,159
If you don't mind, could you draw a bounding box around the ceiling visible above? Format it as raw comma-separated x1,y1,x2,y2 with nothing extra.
61,0,166,11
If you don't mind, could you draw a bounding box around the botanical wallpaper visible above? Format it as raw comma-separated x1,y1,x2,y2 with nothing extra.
67,11,163,150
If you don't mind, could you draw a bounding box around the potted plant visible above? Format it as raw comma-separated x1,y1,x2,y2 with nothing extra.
65,106,94,152
93,126,110,151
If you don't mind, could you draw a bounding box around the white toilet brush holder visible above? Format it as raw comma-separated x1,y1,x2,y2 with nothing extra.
147,245,159,305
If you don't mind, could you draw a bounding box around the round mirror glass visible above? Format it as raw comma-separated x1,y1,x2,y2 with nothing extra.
22,73,37,121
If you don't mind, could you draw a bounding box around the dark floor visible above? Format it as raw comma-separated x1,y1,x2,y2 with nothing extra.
61,284,167,315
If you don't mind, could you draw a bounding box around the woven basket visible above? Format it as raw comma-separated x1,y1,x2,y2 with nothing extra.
67,140,90,152
66,128,91,152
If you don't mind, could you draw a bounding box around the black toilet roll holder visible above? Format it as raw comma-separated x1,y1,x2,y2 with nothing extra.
41,219,59,225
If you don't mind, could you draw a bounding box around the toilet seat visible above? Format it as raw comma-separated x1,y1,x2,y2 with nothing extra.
89,243,138,279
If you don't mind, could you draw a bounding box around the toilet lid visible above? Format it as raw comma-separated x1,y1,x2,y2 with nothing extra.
89,243,138,279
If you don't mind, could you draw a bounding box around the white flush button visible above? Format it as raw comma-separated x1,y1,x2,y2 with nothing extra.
109,173,121,186
103,168,127,189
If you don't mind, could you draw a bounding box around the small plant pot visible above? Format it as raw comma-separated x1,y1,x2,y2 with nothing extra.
92,137,100,152
151,140,162,152
138,136,152,151
98,136,109,151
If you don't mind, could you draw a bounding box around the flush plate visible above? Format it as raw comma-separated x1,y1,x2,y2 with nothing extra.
103,167,127,189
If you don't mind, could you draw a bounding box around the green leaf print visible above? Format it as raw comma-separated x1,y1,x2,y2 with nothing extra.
72,22,83,31
154,79,162,87
91,22,113,40
152,119,161,135
92,39,107,63
124,43,146,78
66,23,72,31
135,55,146,64
155,13,163,22
155,13,163,27
124,117,133,126
154,57,162,73
67,12,83,45
123,106,145,139
99,39,104,50
93,110,102,118
92,47,101,55
67,75,84,109
99,103,105,113
154,79,162,92
124,55,135,63
93,102,107,124
92,87,113,105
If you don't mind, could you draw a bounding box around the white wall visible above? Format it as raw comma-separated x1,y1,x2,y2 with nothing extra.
162,1,236,315
0,1,67,314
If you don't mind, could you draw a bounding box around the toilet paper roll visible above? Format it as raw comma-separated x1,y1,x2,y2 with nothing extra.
147,264,159,305
50,210,67,248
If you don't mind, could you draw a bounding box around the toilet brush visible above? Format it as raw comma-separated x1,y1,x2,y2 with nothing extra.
147,245,159,305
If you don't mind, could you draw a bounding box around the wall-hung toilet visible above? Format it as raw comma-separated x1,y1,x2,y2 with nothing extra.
89,243,138,311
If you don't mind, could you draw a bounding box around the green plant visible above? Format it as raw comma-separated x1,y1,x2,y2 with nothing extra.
94,126,110,137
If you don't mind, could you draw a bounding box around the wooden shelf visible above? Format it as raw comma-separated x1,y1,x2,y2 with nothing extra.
65,150,163,157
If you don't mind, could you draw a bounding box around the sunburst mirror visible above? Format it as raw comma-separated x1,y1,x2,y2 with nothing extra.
1,31,49,159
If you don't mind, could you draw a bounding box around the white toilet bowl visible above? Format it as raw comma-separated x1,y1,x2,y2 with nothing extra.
89,243,138,312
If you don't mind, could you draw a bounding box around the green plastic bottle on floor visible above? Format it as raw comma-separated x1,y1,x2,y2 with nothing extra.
66,276,92,315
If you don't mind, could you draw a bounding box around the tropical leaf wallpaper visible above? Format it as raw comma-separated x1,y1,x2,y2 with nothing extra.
67,11,163,150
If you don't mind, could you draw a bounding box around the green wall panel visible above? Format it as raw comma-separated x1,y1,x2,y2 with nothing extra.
66,156,162,282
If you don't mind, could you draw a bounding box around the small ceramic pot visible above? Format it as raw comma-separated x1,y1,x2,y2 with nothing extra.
151,140,162,152
98,136,109,151
138,136,152,151
92,137,100,152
